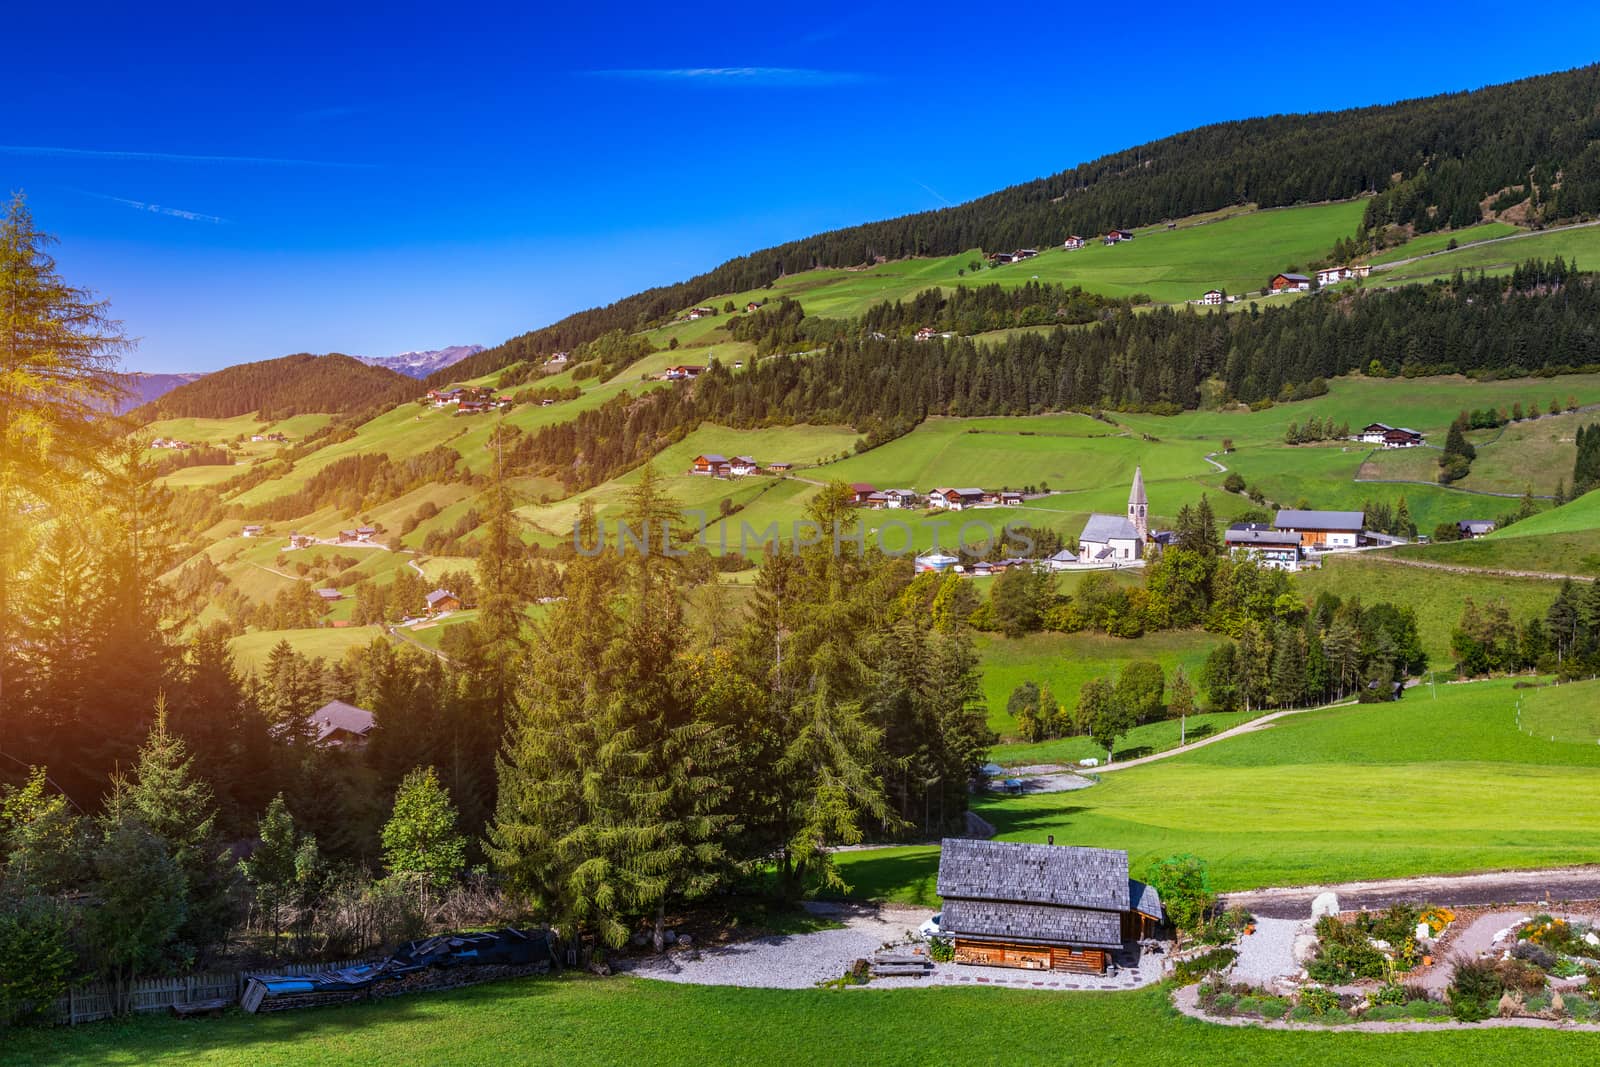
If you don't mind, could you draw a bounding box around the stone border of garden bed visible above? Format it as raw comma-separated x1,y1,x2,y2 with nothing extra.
1171,983,1600,1032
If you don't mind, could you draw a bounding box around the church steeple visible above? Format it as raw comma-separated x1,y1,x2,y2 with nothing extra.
1128,465,1148,541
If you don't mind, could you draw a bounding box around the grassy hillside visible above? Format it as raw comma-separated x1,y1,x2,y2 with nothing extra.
836,676,1600,903
1387,488,1600,575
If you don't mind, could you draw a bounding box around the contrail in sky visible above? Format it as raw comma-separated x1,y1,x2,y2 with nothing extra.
0,143,370,168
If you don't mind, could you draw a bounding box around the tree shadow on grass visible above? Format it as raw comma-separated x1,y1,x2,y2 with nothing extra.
6,972,569,1067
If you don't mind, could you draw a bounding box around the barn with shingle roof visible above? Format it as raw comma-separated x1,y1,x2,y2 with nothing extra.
935,839,1163,973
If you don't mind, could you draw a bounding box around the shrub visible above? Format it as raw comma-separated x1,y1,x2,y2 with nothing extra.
1298,987,1342,1016
1172,947,1237,984
927,937,954,963
1211,993,1238,1014
1448,956,1504,1021
1371,983,1408,1006
1511,941,1556,970
0,893,76,1026
1497,958,1547,996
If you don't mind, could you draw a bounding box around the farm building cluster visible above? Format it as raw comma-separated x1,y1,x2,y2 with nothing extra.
422,385,509,414
1357,421,1426,448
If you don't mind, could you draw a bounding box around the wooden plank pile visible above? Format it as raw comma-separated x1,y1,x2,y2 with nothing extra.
869,950,934,978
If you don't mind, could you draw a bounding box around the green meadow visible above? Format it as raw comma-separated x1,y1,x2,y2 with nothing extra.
228,625,389,671
1389,487,1600,576
1377,221,1600,285
835,676,1600,905
10,975,1592,1067
1518,678,1600,744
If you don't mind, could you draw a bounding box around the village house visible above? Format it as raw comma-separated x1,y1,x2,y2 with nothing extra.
1104,229,1135,244
1014,248,1039,260
768,461,793,473
1274,508,1365,551
1458,519,1497,539
935,839,1163,974
999,490,1023,505
690,453,732,477
987,251,1017,265
849,483,879,506
356,526,377,541
685,307,716,321
915,326,941,341
882,489,917,508
307,700,375,749
728,456,759,477
1270,272,1312,292
267,432,287,442
1224,523,1303,571
242,524,263,538
338,529,359,544
927,487,987,510
546,351,570,365
316,588,343,603
251,433,266,442
1063,235,1086,251
425,589,461,615
1201,289,1225,306
1358,422,1426,448
664,364,706,380
289,533,314,549
1077,467,1148,563
863,491,889,509
744,301,761,313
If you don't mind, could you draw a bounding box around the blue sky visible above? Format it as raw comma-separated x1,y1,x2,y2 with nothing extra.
7,3,1599,372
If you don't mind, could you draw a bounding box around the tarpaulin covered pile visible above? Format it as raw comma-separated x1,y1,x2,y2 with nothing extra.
242,928,555,1013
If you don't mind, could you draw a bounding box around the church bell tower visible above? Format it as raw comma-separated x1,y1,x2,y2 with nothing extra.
1128,465,1148,542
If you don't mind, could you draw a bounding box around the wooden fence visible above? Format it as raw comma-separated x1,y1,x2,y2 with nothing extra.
52,958,378,1026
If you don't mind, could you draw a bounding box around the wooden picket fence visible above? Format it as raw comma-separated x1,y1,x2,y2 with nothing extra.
52,958,378,1026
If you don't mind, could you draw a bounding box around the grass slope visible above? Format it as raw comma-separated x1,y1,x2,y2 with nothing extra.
835,677,1600,904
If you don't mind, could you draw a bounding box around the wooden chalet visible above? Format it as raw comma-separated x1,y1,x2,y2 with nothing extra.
927,487,986,510
1104,229,1135,244
425,589,461,615
316,587,344,602
768,461,793,472
1458,519,1496,539
849,483,879,505
307,700,375,749
745,301,762,313
242,524,263,538
691,453,731,476
935,839,1163,973
1270,272,1311,292
1063,235,1086,251
728,456,759,476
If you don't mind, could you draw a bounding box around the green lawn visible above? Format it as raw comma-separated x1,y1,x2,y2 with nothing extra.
1378,222,1600,285
836,676,1600,903
992,708,1258,766
11,976,1594,1067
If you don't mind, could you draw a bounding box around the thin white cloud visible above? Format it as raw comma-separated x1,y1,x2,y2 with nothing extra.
914,180,953,207
588,67,867,87
74,189,228,223
0,144,369,168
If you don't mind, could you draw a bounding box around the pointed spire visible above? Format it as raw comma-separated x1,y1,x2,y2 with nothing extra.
1129,465,1147,507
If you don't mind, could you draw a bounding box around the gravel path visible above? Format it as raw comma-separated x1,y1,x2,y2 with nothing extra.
618,901,1168,992
1224,865,1600,919
1227,917,1305,988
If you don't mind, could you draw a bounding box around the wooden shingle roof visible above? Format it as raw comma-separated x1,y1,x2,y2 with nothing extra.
941,898,1122,950
936,839,1130,911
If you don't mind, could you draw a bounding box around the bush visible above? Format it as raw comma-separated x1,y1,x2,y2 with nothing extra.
0,893,76,1026
1298,986,1342,1016
1511,941,1556,970
1497,958,1547,996
927,937,954,963
1449,955,1504,1021
1372,983,1409,1006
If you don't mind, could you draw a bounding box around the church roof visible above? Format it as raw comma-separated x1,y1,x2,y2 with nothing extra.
1080,513,1141,544
1128,465,1147,507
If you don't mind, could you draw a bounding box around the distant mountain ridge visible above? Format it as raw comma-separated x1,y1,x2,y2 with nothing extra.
134,353,415,422
355,345,484,379
109,372,206,415
432,63,1600,388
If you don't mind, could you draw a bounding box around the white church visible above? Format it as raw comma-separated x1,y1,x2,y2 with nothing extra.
1075,466,1149,563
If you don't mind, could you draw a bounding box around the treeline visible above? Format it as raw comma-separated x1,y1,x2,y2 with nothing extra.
1452,577,1600,678
498,267,1600,493
253,448,467,521
855,280,1140,336
137,354,415,422
434,65,1600,386
151,443,233,475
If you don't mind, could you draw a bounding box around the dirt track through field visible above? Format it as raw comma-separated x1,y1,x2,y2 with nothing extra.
1223,866,1600,919
1363,552,1593,583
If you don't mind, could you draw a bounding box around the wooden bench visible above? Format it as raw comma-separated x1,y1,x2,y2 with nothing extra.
171,997,231,1018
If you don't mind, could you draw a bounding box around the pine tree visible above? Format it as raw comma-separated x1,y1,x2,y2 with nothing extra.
0,194,130,740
